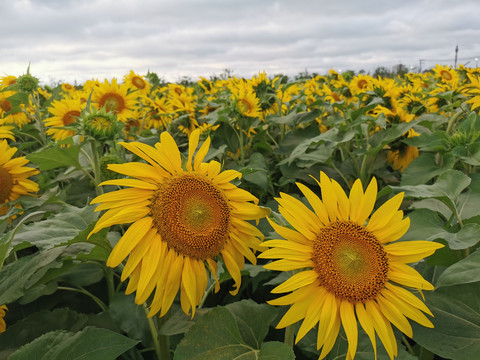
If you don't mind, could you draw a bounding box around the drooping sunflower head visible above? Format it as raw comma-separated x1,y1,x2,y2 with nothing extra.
89,130,268,318
260,172,443,359
0,140,39,215
82,107,122,140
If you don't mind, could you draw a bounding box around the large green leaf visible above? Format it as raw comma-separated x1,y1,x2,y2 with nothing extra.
412,289,480,360
402,209,480,250
0,246,65,304
26,144,82,170
436,249,480,288
225,300,278,349
392,169,471,212
8,205,99,254
8,327,138,360
0,308,88,356
400,152,454,186
174,304,294,360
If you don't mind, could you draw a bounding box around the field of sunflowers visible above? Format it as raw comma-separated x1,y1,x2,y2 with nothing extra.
0,64,479,360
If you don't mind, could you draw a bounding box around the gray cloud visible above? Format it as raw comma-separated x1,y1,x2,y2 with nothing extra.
2,0,479,84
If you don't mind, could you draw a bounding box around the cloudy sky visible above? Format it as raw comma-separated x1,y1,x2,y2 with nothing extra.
2,0,480,85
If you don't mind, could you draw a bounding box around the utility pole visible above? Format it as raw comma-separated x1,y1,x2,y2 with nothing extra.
419,59,425,73
454,45,458,68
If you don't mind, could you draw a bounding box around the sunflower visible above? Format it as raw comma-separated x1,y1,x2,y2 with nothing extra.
88,130,268,318
0,140,39,216
44,97,83,141
0,91,30,128
432,64,459,86
92,78,138,122
0,125,15,141
0,305,7,333
229,79,262,118
0,75,17,88
124,70,151,96
259,172,443,359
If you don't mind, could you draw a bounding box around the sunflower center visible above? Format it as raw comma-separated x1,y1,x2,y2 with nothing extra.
0,166,13,204
357,79,368,89
62,110,81,125
312,220,388,303
151,174,230,260
237,98,253,114
99,93,125,114
440,70,453,81
132,76,146,89
0,99,12,113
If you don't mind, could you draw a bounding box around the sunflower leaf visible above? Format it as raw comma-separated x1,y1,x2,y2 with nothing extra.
174,303,294,360
26,144,82,170
8,327,138,360
412,288,480,360
435,249,480,288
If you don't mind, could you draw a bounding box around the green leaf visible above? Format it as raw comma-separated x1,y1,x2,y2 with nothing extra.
436,250,480,288
392,169,471,211
8,327,139,360
174,304,293,360
0,246,65,304
225,300,278,349
9,205,99,254
412,290,480,360
107,293,152,346
403,209,480,250
27,144,82,170
0,308,88,355
258,342,295,359
400,152,454,186
0,210,45,271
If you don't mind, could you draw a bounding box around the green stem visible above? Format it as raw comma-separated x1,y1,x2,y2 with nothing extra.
31,91,48,146
328,159,351,190
58,286,107,311
402,335,415,356
143,305,170,360
198,281,216,309
105,267,115,303
284,324,295,348
446,111,462,135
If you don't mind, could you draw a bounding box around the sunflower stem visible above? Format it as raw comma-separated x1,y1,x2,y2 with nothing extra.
143,305,170,360
57,286,107,312
284,324,295,348
401,335,415,356
446,110,462,135
105,267,115,303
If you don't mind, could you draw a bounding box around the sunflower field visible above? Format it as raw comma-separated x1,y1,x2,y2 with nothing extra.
0,64,479,360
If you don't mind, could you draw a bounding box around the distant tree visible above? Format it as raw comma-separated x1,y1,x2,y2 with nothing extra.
373,66,393,78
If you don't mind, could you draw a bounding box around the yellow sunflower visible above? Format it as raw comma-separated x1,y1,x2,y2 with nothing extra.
432,64,459,86
229,79,262,118
0,140,39,216
0,305,7,333
259,172,443,360
88,130,268,318
92,78,138,122
44,97,83,141
124,70,151,96
0,75,17,88
0,125,15,141
0,91,30,128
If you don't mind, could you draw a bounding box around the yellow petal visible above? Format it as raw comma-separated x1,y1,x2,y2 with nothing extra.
193,136,211,171
388,262,434,290
385,241,444,264
354,177,377,225
106,217,153,267
181,257,197,317
320,171,339,222
355,303,377,360
365,300,397,360
160,251,184,316
266,218,311,246
367,193,404,232
296,287,327,343
296,182,329,226
376,294,413,337
271,270,318,294
187,129,200,171
98,178,158,190
385,282,433,316
340,300,358,360
159,131,183,173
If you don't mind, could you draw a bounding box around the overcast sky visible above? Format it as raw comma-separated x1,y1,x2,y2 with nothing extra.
2,0,480,85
